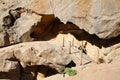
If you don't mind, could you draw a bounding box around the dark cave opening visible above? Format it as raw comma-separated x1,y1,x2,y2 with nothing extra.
65,60,76,68
36,65,59,77
30,15,120,48
22,65,59,80
2,7,120,48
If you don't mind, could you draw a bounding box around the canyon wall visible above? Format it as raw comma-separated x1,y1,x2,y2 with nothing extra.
0,0,120,80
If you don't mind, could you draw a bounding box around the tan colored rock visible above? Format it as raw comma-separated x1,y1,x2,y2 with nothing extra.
0,10,42,46
43,62,120,80
0,41,74,79
0,38,96,80
0,0,120,52
52,0,120,39
0,0,53,47
0,32,5,46
54,34,120,64
0,0,120,80
1,0,120,40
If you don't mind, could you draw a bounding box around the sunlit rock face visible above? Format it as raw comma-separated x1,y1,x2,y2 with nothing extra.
0,0,120,80
0,0,120,63
52,0,120,39
1,0,120,40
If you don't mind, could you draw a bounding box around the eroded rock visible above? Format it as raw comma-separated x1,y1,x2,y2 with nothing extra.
0,0,120,80
0,41,72,79
52,0,120,39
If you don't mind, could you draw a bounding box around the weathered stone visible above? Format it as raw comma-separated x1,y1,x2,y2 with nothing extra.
0,41,74,79
0,38,98,79
0,0,52,47
0,0,120,80
0,10,41,47
1,0,120,40
52,0,120,39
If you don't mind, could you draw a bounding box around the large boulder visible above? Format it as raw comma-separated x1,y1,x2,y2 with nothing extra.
0,41,72,80
52,0,120,39
0,0,53,47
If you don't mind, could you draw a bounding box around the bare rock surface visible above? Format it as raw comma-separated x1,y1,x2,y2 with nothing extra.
0,41,71,72
0,41,71,80
0,38,93,80
0,0,53,47
0,0,120,80
52,0,120,39
0,0,120,41
42,62,120,80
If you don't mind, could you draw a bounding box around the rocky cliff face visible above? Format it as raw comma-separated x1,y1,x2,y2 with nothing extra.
1,0,120,39
53,0,120,39
0,0,120,80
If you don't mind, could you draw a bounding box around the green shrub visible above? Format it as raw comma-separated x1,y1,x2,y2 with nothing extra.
64,67,77,76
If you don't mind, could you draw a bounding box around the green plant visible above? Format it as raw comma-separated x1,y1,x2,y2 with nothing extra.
64,68,77,76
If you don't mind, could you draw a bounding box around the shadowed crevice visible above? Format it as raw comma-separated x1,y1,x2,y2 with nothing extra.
30,16,120,48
